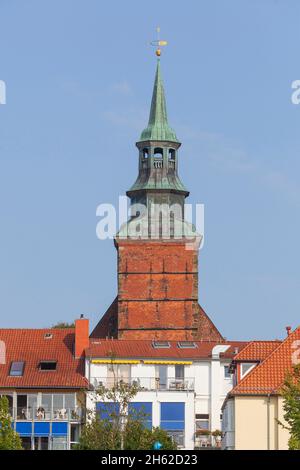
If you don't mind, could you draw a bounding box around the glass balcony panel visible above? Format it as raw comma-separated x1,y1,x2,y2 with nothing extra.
92,377,194,391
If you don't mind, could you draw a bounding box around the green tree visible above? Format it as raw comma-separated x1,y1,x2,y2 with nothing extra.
280,364,300,450
52,322,75,329
76,372,176,450
0,397,23,450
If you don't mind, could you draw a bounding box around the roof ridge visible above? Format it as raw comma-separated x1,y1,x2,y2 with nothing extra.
0,328,74,331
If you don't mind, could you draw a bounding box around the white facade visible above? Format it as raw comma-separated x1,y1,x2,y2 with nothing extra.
85,344,235,450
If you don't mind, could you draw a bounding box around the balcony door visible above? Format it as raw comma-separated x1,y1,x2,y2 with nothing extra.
17,394,37,419
107,364,131,387
156,365,168,390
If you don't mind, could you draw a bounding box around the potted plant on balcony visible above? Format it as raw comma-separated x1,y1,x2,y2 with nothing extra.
195,429,211,437
212,429,223,447
195,428,211,447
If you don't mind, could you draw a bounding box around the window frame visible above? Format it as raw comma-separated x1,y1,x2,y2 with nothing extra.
9,361,25,377
39,361,57,371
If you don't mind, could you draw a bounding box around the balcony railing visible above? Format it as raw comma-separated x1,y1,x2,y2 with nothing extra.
10,407,82,422
92,377,194,392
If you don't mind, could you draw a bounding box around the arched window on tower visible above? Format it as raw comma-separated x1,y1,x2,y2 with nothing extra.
154,148,163,159
143,148,149,159
154,148,163,168
168,149,176,160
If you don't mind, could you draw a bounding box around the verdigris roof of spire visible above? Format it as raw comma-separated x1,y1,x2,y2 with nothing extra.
139,60,179,143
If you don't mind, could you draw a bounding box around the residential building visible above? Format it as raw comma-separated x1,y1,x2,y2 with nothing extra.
84,333,246,449
222,327,300,450
0,318,88,450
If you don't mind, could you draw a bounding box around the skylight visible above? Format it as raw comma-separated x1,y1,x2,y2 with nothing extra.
39,361,57,371
152,341,170,349
9,361,25,377
177,341,197,349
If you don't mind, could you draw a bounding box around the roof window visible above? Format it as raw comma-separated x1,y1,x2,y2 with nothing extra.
9,361,25,377
177,341,197,349
39,361,57,371
152,341,170,349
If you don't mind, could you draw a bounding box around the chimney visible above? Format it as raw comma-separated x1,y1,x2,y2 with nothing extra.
286,326,292,337
75,315,89,358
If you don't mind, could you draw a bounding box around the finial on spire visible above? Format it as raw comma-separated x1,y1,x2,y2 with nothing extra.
150,27,168,57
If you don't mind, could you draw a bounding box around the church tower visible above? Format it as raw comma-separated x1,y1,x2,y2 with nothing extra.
91,57,223,342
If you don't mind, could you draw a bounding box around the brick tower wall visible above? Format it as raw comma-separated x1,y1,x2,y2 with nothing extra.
116,239,201,340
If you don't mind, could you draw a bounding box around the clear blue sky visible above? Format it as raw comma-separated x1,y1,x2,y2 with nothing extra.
1,0,300,340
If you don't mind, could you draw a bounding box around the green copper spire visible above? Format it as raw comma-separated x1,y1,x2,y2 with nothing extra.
139,60,179,143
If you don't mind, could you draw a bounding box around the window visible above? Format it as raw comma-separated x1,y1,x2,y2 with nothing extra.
128,402,152,429
142,148,149,159
96,402,120,421
53,394,63,411
168,149,176,160
154,147,163,159
224,365,231,378
44,333,53,339
107,364,131,387
177,341,197,349
195,413,209,431
9,361,25,376
41,394,52,412
39,361,57,371
52,437,67,450
156,365,168,390
160,402,185,435
152,341,170,349
241,362,256,378
175,365,185,380
64,394,76,411
168,430,184,447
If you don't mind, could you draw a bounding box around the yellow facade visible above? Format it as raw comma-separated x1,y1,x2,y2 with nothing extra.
234,396,290,450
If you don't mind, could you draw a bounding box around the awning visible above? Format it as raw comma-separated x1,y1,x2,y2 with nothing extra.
91,359,140,364
143,360,192,365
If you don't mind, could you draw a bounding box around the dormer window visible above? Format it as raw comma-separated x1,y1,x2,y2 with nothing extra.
9,361,25,377
39,361,57,371
240,362,256,378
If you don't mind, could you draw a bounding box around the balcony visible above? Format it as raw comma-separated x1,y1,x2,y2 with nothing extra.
9,407,82,422
92,377,194,392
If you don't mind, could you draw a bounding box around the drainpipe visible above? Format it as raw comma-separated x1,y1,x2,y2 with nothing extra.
267,390,276,450
267,393,271,450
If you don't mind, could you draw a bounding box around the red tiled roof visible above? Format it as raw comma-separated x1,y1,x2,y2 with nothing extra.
230,327,300,395
86,339,247,360
233,340,281,362
0,329,88,389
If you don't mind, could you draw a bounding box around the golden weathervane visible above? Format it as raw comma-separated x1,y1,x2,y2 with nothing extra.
150,27,168,57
